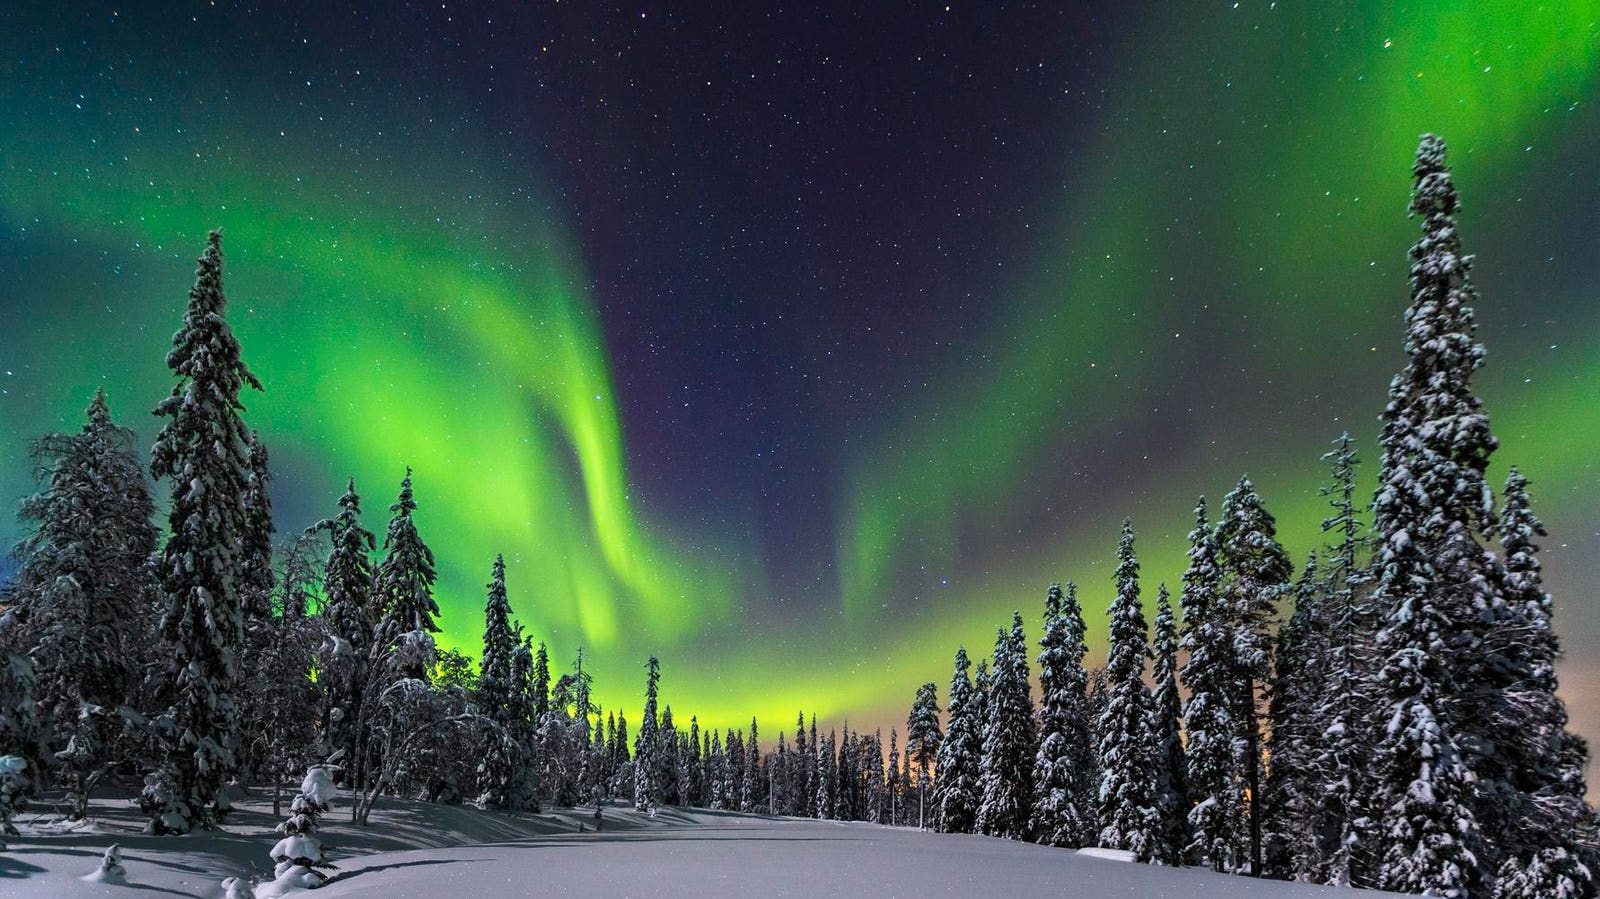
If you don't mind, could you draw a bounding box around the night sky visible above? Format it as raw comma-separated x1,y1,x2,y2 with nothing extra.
2,3,1597,744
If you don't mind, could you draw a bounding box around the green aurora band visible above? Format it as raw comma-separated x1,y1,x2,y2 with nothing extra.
1,2,1597,739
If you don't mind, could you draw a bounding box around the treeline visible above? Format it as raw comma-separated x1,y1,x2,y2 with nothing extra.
0,228,843,842
903,135,1597,899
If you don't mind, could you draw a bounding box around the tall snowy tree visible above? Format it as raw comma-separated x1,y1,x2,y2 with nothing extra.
978,612,1036,841
148,231,262,832
741,717,761,812
1148,583,1189,865
371,468,440,682
1214,476,1292,876
1309,434,1375,887
1032,583,1093,848
1179,498,1242,872
1264,555,1324,881
7,390,160,818
905,681,942,829
1096,521,1158,859
308,479,377,789
475,554,521,809
1486,468,1595,898
1369,134,1491,897
634,656,661,810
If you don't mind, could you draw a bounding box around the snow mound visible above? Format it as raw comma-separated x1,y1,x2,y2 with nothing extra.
1076,847,1136,862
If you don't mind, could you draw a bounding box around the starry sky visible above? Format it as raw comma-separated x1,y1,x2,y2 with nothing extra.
2,2,1598,745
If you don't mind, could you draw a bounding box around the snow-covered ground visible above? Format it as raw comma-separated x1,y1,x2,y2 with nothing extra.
5,791,1406,898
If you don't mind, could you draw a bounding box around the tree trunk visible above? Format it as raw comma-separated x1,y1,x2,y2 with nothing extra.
1244,677,1262,877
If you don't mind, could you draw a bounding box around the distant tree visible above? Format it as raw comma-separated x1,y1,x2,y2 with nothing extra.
148,231,262,832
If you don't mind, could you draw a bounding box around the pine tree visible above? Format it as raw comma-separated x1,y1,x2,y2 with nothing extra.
475,555,521,809
1370,135,1492,897
1179,498,1243,872
7,390,160,818
308,479,377,786
1215,476,1292,875
906,681,942,829
372,469,440,682
1263,555,1323,880
1309,433,1375,887
1096,521,1159,859
1486,468,1595,897
741,717,761,812
239,433,276,623
816,730,837,820
978,612,1036,840
886,728,904,826
532,642,551,720
149,231,262,832
634,657,661,810
1032,583,1092,848
1149,583,1189,865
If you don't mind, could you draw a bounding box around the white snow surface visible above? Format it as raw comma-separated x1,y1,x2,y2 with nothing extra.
5,790,1410,898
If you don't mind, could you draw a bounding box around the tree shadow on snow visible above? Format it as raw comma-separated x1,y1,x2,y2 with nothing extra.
324,857,467,886
0,855,47,878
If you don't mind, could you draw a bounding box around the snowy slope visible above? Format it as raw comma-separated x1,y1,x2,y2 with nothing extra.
4,792,1408,898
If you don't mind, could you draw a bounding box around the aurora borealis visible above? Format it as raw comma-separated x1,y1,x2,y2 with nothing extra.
2,0,1598,748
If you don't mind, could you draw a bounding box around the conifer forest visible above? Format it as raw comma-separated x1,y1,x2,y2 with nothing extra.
3,3,1597,898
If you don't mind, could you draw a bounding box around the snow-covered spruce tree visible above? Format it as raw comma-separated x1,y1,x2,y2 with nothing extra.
371,469,441,683
307,479,377,786
1178,498,1242,872
509,636,542,809
256,535,323,817
0,610,38,779
634,656,661,810
1370,135,1495,897
886,728,904,825
1214,476,1292,876
658,706,682,805
816,730,837,820
1096,521,1159,859
270,765,336,889
235,431,279,784
1263,555,1324,881
1486,468,1596,897
978,613,1036,840
1032,583,1093,848
906,680,942,829
475,554,522,809
7,389,159,819
1309,433,1375,887
148,230,262,832
741,716,761,812
686,716,706,807
1149,583,1189,865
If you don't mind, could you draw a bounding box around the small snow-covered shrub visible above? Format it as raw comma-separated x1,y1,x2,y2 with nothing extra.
138,767,193,835
269,765,336,889
82,844,126,883
0,755,28,848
